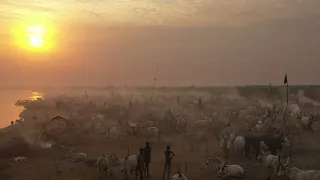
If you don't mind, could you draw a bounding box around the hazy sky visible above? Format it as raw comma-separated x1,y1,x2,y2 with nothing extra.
1,0,320,86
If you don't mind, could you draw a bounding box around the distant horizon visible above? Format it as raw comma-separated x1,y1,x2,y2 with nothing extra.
0,84,319,90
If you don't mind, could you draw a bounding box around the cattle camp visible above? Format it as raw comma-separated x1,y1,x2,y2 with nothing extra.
1,85,320,180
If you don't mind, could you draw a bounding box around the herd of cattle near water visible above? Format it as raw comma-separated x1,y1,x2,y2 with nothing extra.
1,88,320,180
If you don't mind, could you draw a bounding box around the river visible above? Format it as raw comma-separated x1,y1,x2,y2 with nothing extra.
0,90,44,128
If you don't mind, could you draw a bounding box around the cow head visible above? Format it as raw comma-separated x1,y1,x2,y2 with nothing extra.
277,155,290,177
226,133,236,149
119,156,129,172
215,133,226,148
281,136,291,148
257,142,270,162
217,162,228,175
108,150,120,166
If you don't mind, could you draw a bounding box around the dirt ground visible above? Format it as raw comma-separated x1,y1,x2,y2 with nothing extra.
1,128,320,180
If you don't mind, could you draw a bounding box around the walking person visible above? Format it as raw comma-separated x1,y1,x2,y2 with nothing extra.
136,148,144,180
144,141,152,177
162,145,175,180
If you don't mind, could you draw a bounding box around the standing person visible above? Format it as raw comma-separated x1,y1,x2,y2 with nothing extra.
162,145,175,180
144,141,152,177
177,95,180,104
136,148,144,180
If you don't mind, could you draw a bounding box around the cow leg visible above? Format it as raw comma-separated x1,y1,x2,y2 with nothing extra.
99,170,102,180
244,145,249,159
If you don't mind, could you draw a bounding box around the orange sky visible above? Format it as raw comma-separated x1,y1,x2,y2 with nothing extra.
1,0,320,86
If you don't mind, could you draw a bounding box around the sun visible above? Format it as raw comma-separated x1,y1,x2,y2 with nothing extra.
11,21,55,53
26,25,46,48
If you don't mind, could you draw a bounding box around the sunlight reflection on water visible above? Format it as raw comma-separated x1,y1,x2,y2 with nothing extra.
0,90,44,128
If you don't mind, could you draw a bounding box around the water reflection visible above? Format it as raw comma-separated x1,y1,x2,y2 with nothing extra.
29,91,44,100
0,90,44,128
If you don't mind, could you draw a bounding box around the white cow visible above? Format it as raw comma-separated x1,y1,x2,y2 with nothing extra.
257,149,281,177
120,155,138,180
12,156,27,162
276,156,320,180
105,126,123,139
94,153,121,178
231,136,246,157
201,155,245,178
66,150,87,162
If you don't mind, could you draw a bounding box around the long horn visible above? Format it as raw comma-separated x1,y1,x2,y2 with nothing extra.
214,155,225,164
282,156,290,167
214,133,220,140
201,159,209,171
177,164,182,176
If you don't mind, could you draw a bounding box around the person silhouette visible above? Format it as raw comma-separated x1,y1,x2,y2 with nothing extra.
144,141,152,177
162,145,175,180
136,148,144,180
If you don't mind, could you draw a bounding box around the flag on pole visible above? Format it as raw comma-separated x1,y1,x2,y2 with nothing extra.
284,74,288,84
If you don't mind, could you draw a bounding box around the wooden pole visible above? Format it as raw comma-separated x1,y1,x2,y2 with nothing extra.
151,63,159,99
269,83,272,93
283,74,289,123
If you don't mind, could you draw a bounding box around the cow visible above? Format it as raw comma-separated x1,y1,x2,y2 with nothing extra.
120,155,138,180
277,156,320,180
171,162,188,180
201,155,245,178
244,135,290,159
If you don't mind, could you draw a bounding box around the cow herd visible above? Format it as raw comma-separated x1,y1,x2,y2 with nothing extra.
5,90,320,180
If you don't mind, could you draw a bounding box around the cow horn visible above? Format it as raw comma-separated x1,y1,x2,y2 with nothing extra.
214,155,225,164
214,133,220,140
283,156,290,167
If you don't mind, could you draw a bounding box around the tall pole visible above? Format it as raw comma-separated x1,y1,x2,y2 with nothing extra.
151,63,159,99
269,83,272,93
283,74,288,122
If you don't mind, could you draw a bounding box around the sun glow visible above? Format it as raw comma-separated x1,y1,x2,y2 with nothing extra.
12,21,55,52
27,25,46,48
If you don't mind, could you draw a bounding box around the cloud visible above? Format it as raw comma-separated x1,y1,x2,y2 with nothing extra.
0,0,58,13
1,0,319,26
